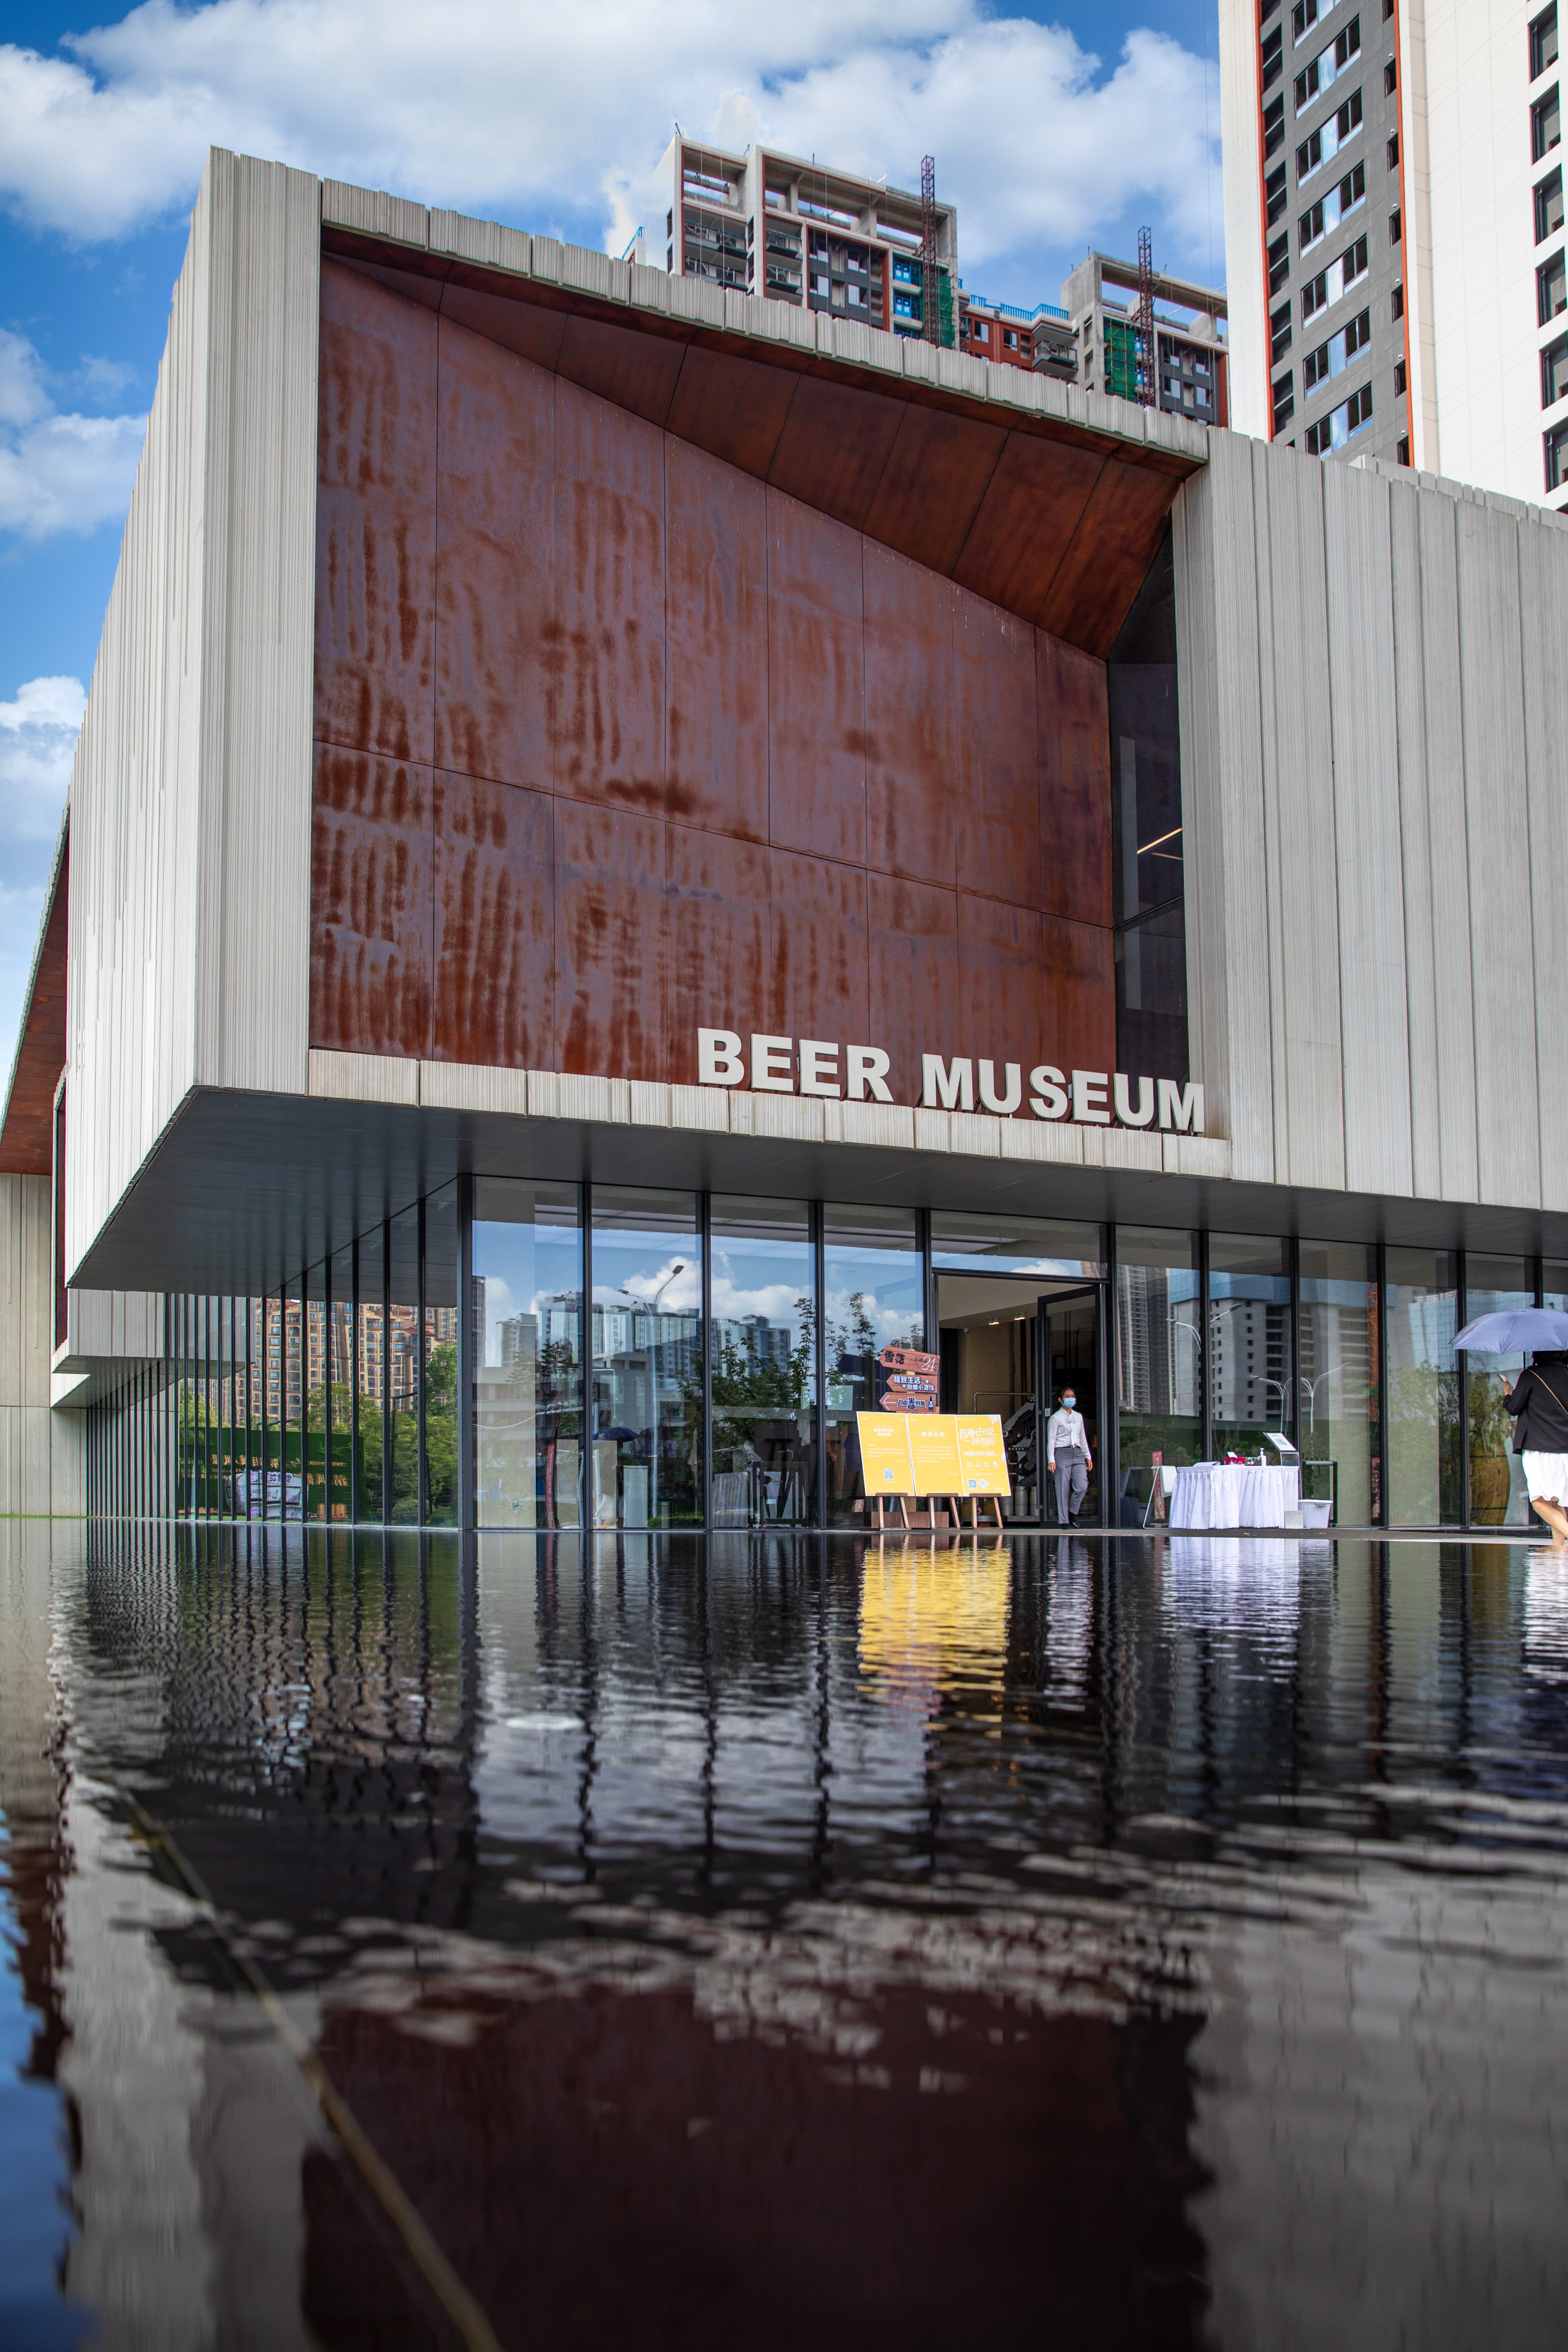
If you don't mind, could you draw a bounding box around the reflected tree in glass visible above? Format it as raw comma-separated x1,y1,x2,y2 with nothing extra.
423,1184,459,1526
1209,1233,1292,1460
1299,1239,1379,1524
823,1206,923,1528
474,1181,584,1528
1465,1256,1535,1529
1386,1248,1460,1525
591,1187,702,1530
1115,1226,1201,1521
709,1197,816,1528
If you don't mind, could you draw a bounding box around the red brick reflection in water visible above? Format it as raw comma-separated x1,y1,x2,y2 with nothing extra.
302,1979,1207,2350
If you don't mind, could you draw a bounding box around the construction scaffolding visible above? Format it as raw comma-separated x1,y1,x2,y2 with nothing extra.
919,155,954,349
1134,225,1157,407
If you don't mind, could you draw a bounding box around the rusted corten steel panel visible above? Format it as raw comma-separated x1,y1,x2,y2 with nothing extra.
664,439,769,843
552,800,671,1081
1036,639,1113,931
315,263,437,765
0,836,68,1175
551,377,667,813
431,772,554,1070
310,259,1132,1091
863,547,958,892
432,317,554,792
953,598,1042,914
666,826,776,1054
311,746,433,1058
322,229,1195,656
766,494,867,870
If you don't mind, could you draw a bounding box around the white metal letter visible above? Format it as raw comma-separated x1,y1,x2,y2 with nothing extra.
1071,1070,1111,1125
921,1055,974,1111
977,1059,1022,1116
846,1045,893,1103
799,1040,841,1097
1113,1073,1155,1127
1029,1065,1068,1120
698,1028,745,1087
751,1034,795,1093
1157,1079,1205,1133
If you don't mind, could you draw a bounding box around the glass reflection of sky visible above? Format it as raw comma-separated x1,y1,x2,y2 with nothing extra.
475,1195,582,1369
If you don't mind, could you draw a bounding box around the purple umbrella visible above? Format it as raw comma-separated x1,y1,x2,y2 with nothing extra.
1452,1308,1568,1351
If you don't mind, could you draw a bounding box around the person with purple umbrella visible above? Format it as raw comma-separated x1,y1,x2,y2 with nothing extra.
1504,1351,1568,1549
1455,1306,1568,1548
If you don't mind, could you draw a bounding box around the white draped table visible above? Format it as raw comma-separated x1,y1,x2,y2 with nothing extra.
1168,1462,1301,1529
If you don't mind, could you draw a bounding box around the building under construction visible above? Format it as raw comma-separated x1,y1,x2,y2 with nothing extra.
1060,248,1229,426
641,134,959,343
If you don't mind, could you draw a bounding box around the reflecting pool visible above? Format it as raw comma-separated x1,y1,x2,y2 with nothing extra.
5,1524,1568,2348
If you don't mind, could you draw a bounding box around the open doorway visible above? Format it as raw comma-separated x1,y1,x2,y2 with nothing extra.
936,1274,1104,1525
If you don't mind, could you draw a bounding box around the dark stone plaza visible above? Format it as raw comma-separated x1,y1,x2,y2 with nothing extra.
5,1524,1568,2347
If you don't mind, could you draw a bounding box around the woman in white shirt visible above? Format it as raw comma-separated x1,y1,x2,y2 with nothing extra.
1046,1390,1092,1526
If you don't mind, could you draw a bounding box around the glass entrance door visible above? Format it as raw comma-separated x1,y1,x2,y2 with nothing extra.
1040,1286,1103,1527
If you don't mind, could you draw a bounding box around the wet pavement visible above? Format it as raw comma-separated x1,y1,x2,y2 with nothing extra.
5,1524,1568,2349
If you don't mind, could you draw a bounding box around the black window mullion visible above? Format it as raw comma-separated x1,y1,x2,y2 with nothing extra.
699,1189,712,1529
417,1195,429,1527
1199,1229,1213,1462
1457,1250,1470,1529
457,1177,476,1531
1213,1223,1222,1458
582,1183,594,1532
813,1199,827,1530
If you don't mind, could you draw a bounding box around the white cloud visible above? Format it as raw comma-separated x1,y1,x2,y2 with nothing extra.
0,673,84,844
0,0,1221,294
0,329,146,541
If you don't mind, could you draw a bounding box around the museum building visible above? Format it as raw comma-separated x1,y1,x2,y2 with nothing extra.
3,148,1566,1534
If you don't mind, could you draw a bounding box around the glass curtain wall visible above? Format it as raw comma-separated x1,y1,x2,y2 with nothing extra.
329,1245,354,1521
474,1179,584,1528
591,1188,703,1529
1386,1248,1460,1526
359,1226,387,1521
95,1198,1552,1534
710,1197,816,1528
1209,1233,1293,1458
305,1261,327,1520
1115,1226,1201,1518
1465,1255,1535,1528
823,1205,925,1528
1298,1240,1380,1525
388,1206,421,1523
424,1183,460,1526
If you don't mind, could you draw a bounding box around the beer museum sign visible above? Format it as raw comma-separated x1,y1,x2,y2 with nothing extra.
696,1030,1205,1133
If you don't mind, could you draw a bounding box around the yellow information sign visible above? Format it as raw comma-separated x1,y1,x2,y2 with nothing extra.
855,1412,1012,1498
955,1414,1011,1495
858,1412,916,1495
907,1414,962,1494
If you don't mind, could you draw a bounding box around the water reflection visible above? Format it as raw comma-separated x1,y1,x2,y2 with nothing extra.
6,1523,1568,2346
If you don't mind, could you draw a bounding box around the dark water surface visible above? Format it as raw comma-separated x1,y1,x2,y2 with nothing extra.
5,1525,1568,2349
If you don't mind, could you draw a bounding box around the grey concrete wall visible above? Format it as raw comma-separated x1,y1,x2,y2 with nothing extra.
63,148,319,1288
1174,428,1568,1214
0,1174,83,1514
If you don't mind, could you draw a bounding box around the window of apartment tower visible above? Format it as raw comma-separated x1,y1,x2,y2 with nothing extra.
1545,417,1568,489
1542,333,1568,406
1537,167,1565,241
1540,249,1567,321
1532,4,1560,80
1534,86,1562,162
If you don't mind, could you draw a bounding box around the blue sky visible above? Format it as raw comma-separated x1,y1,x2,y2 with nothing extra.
0,0,1223,1076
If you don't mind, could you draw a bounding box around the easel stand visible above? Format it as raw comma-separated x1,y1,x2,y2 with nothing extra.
947,1494,1004,1530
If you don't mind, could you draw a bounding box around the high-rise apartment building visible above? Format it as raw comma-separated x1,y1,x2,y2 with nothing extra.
637,136,957,341
1223,0,1568,504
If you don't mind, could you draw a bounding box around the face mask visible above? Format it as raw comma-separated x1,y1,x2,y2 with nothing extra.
1062,1396,1076,1410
